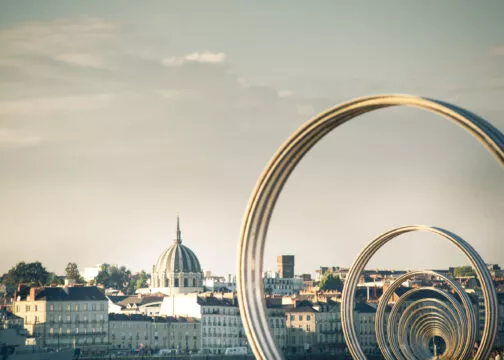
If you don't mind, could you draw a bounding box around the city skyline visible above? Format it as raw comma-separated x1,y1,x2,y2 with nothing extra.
1,1,503,276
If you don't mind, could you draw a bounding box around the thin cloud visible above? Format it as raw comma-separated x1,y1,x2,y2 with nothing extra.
53,53,107,69
0,129,44,148
0,93,115,117
162,51,227,67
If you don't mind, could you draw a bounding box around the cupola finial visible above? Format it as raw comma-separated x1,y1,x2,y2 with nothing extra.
175,214,182,244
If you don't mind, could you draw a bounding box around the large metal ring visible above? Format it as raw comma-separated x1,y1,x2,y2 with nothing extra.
236,95,504,360
341,227,498,360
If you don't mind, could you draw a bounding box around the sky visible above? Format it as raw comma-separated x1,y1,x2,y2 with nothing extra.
0,1,503,277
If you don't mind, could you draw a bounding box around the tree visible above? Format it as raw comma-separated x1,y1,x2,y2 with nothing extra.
47,272,65,285
135,271,149,290
319,272,343,290
95,264,132,292
453,266,476,277
1,262,49,287
65,262,81,281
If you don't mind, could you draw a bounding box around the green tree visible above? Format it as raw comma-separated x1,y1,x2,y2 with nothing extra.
65,262,81,281
95,264,132,292
453,266,476,277
319,272,343,290
135,271,148,290
47,272,65,285
1,262,49,287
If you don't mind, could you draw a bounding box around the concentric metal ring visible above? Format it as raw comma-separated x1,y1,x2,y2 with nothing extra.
377,274,475,359
386,287,468,359
236,95,504,360
341,227,497,360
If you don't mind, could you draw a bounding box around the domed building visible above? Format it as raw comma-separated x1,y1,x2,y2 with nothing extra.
150,217,203,295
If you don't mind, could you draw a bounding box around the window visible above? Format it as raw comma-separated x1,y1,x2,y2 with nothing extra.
298,315,302,321
34,305,38,311
66,305,71,311
174,279,179,287
307,315,311,321
25,305,30,312
75,305,79,311
184,279,188,287
50,328,54,334
100,303,104,311
290,315,294,321
83,304,88,311
92,304,96,311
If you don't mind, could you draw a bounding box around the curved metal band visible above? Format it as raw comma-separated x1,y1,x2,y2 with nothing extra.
236,94,504,360
342,228,497,360
399,301,462,359
374,270,476,360
387,288,467,359
399,303,462,359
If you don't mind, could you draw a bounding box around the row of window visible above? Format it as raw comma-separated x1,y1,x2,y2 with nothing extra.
201,307,239,315
48,314,105,322
288,314,311,321
49,327,105,335
154,278,198,288
19,303,106,312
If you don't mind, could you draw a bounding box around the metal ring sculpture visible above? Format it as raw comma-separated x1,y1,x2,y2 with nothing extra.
377,273,475,359
402,304,459,359
400,304,458,359
341,227,498,360
386,287,469,359
236,95,504,360
389,289,466,359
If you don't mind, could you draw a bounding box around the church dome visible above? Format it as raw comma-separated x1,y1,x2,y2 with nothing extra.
154,218,202,274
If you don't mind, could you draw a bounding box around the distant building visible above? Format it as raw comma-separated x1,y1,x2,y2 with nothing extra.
150,217,204,296
285,300,343,355
277,255,295,279
107,295,164,316
159,293,201,319
108,313,200,353
263,274,304,296
198,295,286,355
12,285,108,355
354,303,380,355
203,274,235,292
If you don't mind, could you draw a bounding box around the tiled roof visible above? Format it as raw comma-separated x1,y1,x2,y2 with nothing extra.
197,296,236,307
108,313,199,323
285,306,317,313
34,286,107,301
355,302,376,313
117,296,164,307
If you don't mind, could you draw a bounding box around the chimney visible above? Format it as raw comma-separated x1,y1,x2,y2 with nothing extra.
29,287,38,301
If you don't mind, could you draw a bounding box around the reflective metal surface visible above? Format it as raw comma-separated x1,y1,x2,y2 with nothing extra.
236,95,504,360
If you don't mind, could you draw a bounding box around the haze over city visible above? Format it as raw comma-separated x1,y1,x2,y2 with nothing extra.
1,1,503,277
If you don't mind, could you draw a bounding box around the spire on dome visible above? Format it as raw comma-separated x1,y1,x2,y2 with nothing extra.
175,215,182,244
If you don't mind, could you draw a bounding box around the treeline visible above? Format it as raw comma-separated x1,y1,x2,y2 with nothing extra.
0,261,149,295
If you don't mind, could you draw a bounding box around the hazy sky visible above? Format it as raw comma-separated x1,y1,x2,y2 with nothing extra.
0,1,503,277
